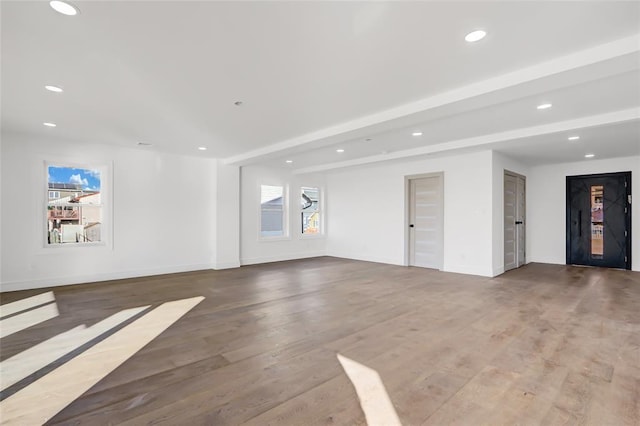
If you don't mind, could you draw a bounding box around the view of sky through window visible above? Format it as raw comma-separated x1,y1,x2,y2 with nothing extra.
48,166,101,191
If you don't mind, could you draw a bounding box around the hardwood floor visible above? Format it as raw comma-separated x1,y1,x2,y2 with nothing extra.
1,257,639,425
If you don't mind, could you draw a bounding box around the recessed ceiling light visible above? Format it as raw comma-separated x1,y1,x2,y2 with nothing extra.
336,149,345,153
465,30,487,43
45,85,63,93
365,138,372,142
285,160,293,164
137,142,152,146
234,101,243,106
43,122,57,127
585,153,595,158
49,0,79,16
568,136,580,141
412,132,423,137
198,147,207,151
537,103,553,110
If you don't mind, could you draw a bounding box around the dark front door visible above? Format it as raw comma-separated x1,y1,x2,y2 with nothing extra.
566,172,631,269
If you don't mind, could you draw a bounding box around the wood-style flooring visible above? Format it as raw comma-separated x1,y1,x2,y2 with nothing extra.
1,257,639,425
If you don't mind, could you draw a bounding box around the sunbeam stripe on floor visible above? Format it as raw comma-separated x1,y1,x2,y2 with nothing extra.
0,303,59,339
0,305,149,392
337,353,401,426
0,292,55,318
0,296,204,425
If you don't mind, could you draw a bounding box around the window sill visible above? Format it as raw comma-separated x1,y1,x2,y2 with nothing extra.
40,241,110,252
258,236,291,242
299,234,325,240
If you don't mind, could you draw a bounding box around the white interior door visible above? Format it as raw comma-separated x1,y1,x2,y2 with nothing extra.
504,174,517,271
409,175,443,269
516,175,526,267
504,172,526,272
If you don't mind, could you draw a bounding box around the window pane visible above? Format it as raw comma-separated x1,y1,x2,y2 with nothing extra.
301,187,319,212
47,166,102,244
301,187,320,234
302,211,320,234
261,185,284,237
590,185,603,258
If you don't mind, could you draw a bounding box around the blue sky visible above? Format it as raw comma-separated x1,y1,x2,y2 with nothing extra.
48,166,101,190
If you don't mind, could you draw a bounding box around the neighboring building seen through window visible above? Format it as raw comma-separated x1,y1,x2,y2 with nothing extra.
47,165,102,245
260,185,285,237
301,187,320,234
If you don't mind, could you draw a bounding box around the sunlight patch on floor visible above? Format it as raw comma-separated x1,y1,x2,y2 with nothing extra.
0,295,59,338
1,306,149,391
0,292,55,318
0,296,204,425
337,353,402,426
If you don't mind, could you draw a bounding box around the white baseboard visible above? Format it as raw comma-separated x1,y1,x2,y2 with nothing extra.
0,263,214,292
442,264,494,277
241,251,326,266
326,251,404,266
492,266,505,277
328,254,492,277
213,260,241,270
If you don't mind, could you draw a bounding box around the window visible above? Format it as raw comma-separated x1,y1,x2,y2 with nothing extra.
301,187,321,235
47,165,103,245
260,185,286,238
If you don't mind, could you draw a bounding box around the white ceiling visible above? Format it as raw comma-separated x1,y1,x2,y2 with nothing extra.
266,69,640,170
2,1,639,170
490,120,640,166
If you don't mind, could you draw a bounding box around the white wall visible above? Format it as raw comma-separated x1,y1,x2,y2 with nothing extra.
240,165,326,265
325,150,495,276
491,151,530,276
0,133,228,291
4,130,635,292
528,155,639,271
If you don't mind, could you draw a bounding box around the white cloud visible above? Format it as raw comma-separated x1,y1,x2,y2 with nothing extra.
69,174,89,187
85,169,101,179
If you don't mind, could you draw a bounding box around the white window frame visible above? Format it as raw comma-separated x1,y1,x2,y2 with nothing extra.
258,183,289,241
43,160,113,250
300,186,324,238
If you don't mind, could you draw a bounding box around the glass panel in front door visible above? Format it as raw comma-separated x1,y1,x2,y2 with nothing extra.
590,185,603,258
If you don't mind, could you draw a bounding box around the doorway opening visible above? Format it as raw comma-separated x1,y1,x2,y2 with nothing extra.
406,173,444,270
566,172,631,269
504,171,526,272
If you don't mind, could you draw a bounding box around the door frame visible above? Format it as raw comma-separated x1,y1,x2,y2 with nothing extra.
504,170,526,272
565,171,632,270
404,172,444,269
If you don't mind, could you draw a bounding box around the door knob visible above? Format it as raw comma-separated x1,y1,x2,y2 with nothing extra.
409,224,415,228
515,221,523,225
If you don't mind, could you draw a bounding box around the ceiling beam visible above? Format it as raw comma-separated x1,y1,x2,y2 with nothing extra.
292,108,640,174
224,34,640,167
